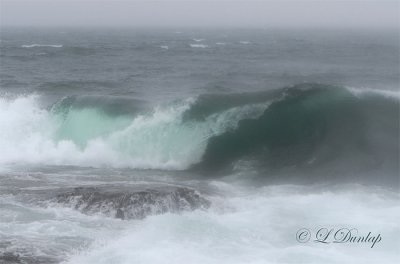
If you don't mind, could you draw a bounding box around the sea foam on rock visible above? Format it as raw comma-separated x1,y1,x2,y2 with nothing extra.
54,186,211,220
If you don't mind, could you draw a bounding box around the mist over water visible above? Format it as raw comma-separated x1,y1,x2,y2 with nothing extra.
0,27,399,263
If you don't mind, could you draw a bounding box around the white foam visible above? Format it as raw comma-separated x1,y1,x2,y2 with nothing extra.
0,195,122,261
0,95,267,169
190,44,208,48
64,184,400,264
347,87,400,100
193,38,205,42
160,45,169,50
239,41,251,45
21,44,63,48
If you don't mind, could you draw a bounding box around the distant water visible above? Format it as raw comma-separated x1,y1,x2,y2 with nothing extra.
0,28,399,264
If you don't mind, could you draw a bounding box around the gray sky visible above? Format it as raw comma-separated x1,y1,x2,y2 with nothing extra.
1,0,399,28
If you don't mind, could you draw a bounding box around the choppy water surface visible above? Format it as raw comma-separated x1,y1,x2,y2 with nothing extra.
0,28,399,264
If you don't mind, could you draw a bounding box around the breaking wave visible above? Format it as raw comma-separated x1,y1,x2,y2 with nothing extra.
0,84,398,179
0,92,266,169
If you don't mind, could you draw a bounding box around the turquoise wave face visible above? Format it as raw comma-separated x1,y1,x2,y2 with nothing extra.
52,107,132,148
0,83,398,178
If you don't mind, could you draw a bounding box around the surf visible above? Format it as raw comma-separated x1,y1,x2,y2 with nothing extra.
0,84,398,182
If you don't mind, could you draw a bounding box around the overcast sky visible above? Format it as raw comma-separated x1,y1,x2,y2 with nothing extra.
0,0,399,28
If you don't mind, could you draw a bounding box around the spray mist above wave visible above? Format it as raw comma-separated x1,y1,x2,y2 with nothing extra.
0,84,398,177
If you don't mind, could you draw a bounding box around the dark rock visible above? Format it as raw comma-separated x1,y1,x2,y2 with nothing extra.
54,186,210,220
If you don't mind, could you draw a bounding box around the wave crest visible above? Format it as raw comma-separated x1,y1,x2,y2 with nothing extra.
0,84,398,176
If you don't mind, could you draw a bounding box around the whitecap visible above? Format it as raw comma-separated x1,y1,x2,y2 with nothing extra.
347,86,400,100
190,44,208,48
21,44,63,48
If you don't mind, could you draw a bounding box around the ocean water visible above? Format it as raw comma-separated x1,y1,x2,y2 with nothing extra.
0,28,399,264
